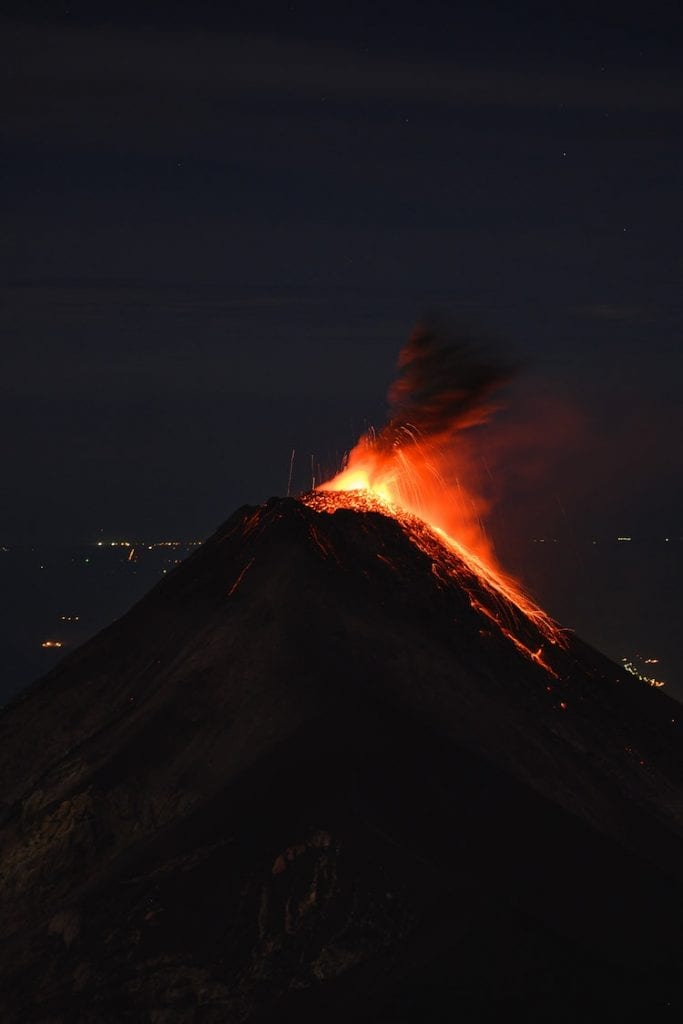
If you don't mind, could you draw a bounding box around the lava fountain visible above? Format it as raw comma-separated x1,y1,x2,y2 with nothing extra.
305,321,567,667
319,320,512,561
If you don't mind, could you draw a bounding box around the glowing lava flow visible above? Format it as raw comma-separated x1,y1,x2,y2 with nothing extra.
305,488,566,676
303,322,568,675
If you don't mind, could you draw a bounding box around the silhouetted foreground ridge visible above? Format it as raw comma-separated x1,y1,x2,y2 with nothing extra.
0,497,681,1021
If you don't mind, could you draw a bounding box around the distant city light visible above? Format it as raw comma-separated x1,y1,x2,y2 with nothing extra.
41,640,63,649
621,658,665,688
93,539,202,549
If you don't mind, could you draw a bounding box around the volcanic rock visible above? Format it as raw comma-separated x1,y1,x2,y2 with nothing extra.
0,496,681,1021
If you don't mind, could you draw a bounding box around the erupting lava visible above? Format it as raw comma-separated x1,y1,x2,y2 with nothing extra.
320,320,511,564
306,321,568,670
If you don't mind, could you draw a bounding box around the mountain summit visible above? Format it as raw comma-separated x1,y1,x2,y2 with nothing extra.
1,496,681,1021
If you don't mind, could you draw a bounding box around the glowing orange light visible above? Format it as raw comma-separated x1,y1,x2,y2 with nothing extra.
306,322,569,675
312,477,565,661
305,488,566,676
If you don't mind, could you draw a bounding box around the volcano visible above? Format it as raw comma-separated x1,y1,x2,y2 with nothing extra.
1,495,681,1022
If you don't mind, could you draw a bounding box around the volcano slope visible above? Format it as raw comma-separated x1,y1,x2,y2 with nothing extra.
0,496,681,1022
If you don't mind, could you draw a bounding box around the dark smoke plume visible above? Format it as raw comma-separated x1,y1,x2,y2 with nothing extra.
376,320,516,452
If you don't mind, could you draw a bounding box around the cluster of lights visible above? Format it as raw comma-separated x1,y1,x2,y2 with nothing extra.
32,541,203,640
621,658,665,688
95,540,202,549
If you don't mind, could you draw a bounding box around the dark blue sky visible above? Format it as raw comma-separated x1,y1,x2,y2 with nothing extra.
2,1,682,547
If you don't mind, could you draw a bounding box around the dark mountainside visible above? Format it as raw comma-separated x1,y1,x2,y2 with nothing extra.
0,496,681,1022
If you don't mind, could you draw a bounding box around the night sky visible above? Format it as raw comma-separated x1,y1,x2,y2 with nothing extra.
2,3,682,688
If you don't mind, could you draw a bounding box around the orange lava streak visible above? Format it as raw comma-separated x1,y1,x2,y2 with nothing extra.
306,488,567,666
308,322,568,674
319,432,493,565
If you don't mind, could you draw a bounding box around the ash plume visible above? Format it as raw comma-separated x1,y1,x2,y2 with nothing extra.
376,319,516,452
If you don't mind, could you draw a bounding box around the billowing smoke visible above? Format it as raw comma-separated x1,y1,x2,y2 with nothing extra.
376,319,516,452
